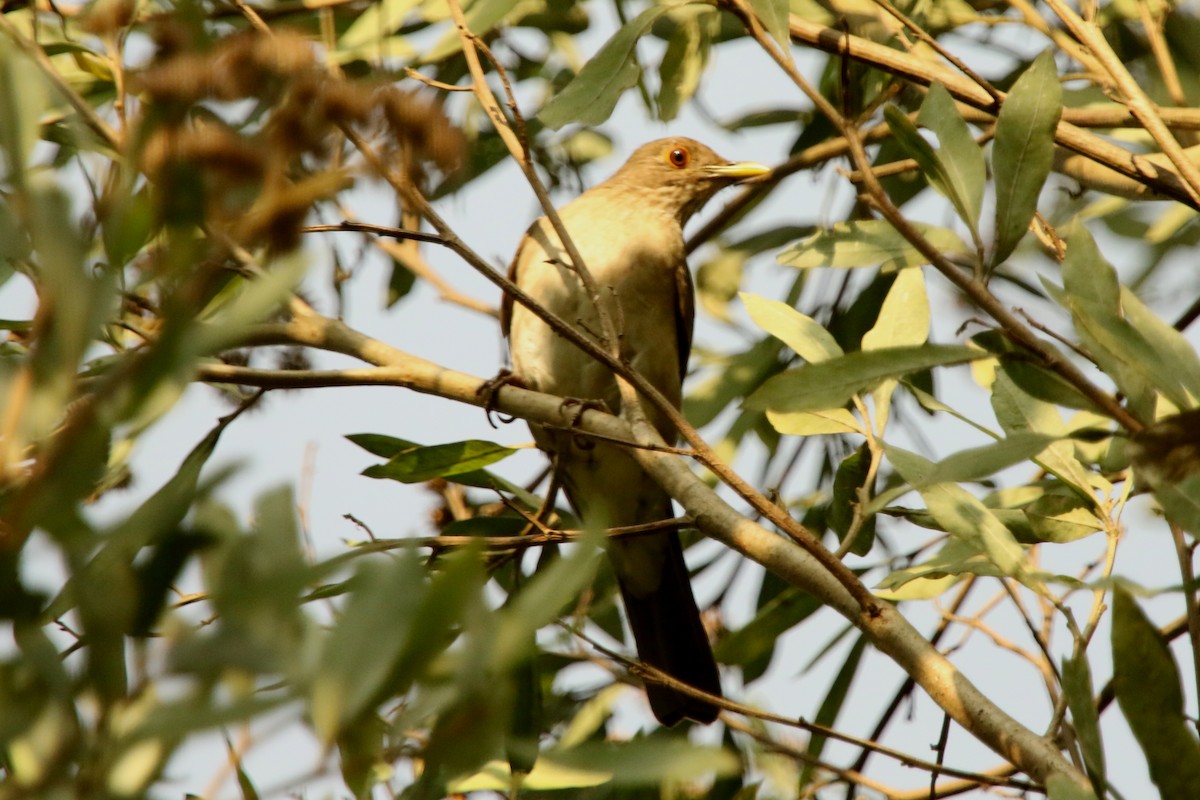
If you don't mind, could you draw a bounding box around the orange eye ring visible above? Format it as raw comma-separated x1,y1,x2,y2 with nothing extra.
667,146,690,169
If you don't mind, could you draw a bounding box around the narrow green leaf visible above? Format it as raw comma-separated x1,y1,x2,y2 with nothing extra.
915,431,1057,488
1121,287,1200,404
493,529,601,669
345,432,413,458
875,538,990,596
888,446,1026,577
744,0,790,51
778,220,968,270
195,255,307,356
980,339,1097,411
539,4,678,128
884,105,978,234
828,447,875,556
423,0,531,61
1147,474,1200,537
683,338,782,427
991,50,1062,265
337,714,385,799
363,440,518,483
311,555,427,743
745,345,984,415
799,636,867,787
1062,654,1106,794
0,48,47,178
1024,493,1103,543
348,433,539,506
990,370,1095,498
917,82,986,229
337,0,422,50
715,587,822,683
1060,225,1119,310
766,408,862,436
1062,227,1189,411
1112,588,1200,798
741,292,842,362
860,266,929,350
546,739,740,786
656,9,711,122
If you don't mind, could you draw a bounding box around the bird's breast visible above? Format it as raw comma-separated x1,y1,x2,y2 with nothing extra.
508,199,686,409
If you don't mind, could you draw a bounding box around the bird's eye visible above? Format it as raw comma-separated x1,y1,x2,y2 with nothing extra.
667,146,690,169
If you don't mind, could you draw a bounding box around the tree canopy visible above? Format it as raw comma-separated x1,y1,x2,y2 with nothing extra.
3,0,1200,797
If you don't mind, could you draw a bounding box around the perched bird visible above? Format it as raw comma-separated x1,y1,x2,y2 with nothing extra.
502,137,769,725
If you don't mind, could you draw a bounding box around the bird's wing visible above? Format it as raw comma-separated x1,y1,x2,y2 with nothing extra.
500,222,540,341
674,260,695,379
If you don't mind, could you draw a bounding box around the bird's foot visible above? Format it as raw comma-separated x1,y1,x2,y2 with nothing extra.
560,397,611,450
477,369,523,428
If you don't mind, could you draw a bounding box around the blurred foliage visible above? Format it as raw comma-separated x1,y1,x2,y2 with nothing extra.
3,0,1200,797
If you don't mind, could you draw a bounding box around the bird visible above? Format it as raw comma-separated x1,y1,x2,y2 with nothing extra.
501,137,769,725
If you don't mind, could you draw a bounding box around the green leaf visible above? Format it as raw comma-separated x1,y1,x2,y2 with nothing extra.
387,255,417,307
0,48,47,179
884,105,978,235
424,0,535,61
800,636,866,788
1060,225,1119,309
441,516,529,537
1061,226,1187,411
539,4,679,128
746,345,984,415
684,338,782,427
200,489,309,671
1024,493,1103,543
917,82,986,229
362,440,519,483
1062,654,1106,794
777,220,968,270
968,328,1096,411
715,587,822,683
913,432,1058,489
194,255,307,356
546,739,740,786
452,734,741,793
828,447,875,556
1120,287,1200,404
337,714,385,799
990,370,1095,498
656,9,711,122
492,529,601,670
875,537,987,597
1111,588,1200,798
696,250,745,322
740,292,842,362
348,434,539,506
744,0,790,51
450,759,609,792
311,554,427,743
991,50,1062,266
1147,473,1200,537
860,266,929,350
766,407,862,436
337,0,422,51
887,446,1026,577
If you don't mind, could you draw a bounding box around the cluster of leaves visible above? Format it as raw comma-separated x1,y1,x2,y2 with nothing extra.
5,0,1200,798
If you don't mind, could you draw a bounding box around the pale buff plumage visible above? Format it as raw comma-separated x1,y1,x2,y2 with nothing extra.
503,137,769,725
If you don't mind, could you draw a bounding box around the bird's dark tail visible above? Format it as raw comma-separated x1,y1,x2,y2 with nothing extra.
609,530,722,726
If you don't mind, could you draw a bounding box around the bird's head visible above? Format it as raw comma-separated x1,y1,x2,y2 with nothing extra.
604,137,770,224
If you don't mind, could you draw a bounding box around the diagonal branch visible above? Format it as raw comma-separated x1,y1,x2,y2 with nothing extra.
207,308,1083,787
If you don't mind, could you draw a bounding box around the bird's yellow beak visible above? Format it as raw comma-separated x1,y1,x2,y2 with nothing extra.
705,161,771,181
